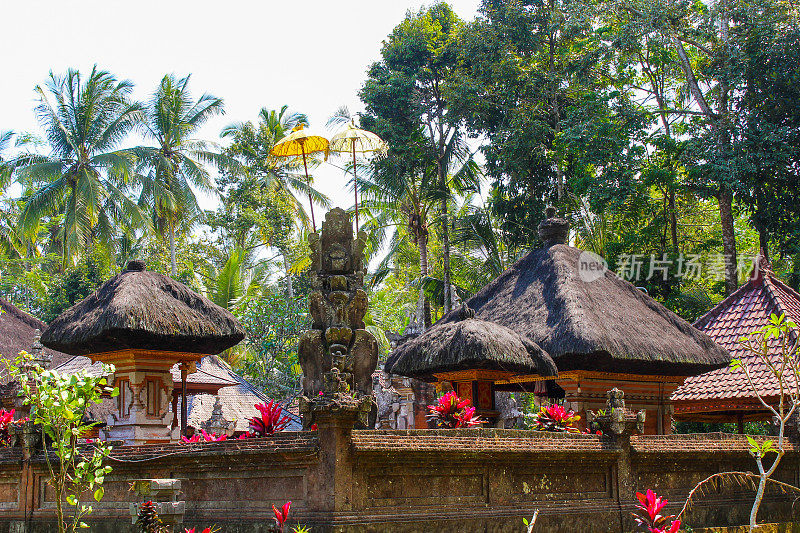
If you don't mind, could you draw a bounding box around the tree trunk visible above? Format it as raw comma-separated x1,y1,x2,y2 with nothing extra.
669,190,679,253
417,234,431,331
169,224,177,278
440,193,452,315
718,188,738,293
283,252,294,299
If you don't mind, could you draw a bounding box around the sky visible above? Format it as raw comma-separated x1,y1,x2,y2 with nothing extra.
1,0,482,214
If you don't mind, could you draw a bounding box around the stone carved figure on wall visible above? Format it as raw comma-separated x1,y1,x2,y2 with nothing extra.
299,209,379,428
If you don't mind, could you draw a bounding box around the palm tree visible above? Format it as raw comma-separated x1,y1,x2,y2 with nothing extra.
17,67,146,268
135,74,229,277
221,106,329,229
360,154,438,331
221,106,329,297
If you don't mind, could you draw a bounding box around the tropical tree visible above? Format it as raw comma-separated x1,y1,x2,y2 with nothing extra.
17,67,146,268
219,106,329,297
135,74,228,276
360,3,468,314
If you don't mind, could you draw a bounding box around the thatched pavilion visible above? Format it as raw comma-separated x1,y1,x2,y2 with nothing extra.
389,306,557,418
387,213,729,434
41,260,244,444
672,254,800,429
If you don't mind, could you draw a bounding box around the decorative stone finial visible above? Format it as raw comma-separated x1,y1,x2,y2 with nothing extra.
125,260,146,272
298,208,378,428
537,208,569,245
24,329,51,373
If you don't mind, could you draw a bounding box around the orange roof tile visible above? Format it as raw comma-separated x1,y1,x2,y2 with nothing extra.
672,255,800,406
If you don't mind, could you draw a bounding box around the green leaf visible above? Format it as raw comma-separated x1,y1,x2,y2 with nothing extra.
93,487,104,502
66,494,78,506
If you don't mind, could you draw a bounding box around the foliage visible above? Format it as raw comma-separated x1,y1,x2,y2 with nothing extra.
134,73,228,276
427,391,482,429
632,489,681,533
0,408,28,446
8,353,117,533
273,501,291,533
16,66,146,268
726,313,800,530
41,246,113,322
136,500,169,533
672,420,770,436
245,401,291,437
531,404,582,433
238,292,309,400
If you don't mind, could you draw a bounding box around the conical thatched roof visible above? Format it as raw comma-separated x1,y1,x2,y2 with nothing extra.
430,238,729,376
41,261,245,356
387,307,558,381
390,216,729,378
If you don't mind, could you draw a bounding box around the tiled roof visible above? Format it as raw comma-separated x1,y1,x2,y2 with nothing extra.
186,355,301,432
672,257,800,405
52,354,301,433
630,432,800,453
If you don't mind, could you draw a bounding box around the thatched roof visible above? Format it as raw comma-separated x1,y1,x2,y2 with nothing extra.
390,217,729,378
434,238,730,376
387,308,557,381
41,261,245,356
0,299,71,384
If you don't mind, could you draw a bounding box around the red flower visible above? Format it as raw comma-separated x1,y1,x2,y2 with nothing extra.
636,489,668,522
532,404,581,432
427,392,482,429
249,401,291,436
272,501,291,532
310,424,318,431
632,489,680,533
181,430,227,444
184,528,211,533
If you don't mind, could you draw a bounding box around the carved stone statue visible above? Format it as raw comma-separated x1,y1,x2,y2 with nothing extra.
298,209,379,428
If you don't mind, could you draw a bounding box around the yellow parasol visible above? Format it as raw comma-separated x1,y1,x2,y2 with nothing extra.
270,124,330,231
329,121,388,231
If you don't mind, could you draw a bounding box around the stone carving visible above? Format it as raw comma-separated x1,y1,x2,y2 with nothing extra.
588,388,646,436
298,209,379,428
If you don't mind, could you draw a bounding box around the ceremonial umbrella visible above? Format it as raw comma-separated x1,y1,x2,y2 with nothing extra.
270,124,329,231
329,121,387,231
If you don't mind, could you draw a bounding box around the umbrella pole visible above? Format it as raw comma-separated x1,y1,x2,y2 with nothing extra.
352,145,359,232
302,149,316,231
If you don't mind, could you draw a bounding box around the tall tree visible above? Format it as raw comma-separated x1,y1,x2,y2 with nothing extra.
219,106,328,297
361,3,467,315
17,67,146,268
135,74,228,277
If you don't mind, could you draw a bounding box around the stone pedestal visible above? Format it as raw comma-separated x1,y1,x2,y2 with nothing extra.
130,479,185,527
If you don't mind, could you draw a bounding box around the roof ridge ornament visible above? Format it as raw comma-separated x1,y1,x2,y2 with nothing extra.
750,248,772,283
537,207,569,246
125,260,146,272
457,304,475,321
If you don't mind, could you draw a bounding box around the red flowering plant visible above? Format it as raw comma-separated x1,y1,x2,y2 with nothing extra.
241,401,291,438
273,501,291,532
531,404,581,433
0,408,28,447
427,391,482,428
181,429,227,444
632,489,681,533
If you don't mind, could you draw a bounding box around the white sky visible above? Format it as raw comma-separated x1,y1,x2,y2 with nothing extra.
1,0,482,213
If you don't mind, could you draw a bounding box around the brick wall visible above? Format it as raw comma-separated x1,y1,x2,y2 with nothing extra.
0,427,796,532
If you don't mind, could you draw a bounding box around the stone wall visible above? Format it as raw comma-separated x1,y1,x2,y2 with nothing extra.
0,427,796,532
